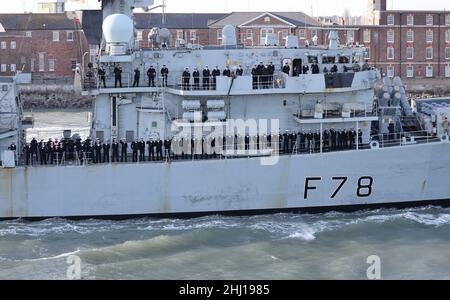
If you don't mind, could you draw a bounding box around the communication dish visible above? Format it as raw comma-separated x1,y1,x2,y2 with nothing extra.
102,14,134,55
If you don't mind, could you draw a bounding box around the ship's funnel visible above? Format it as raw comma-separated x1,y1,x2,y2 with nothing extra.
103,14,134,55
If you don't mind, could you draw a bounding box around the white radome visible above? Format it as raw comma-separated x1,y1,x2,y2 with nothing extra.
102,14,134,44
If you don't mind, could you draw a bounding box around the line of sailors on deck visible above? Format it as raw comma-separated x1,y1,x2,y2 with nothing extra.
20,128,363,166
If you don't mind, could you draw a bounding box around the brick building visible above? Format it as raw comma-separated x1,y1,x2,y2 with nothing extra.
0,13,88,83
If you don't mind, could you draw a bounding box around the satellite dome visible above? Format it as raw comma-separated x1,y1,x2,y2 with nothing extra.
103,14,134,45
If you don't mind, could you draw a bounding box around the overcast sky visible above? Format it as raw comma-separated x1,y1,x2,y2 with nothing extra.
1,0,450,16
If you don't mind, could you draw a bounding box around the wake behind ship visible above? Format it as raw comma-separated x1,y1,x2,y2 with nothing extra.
1,0,450,220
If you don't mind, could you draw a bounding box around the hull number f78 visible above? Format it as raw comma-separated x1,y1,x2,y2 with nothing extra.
304,176,374,200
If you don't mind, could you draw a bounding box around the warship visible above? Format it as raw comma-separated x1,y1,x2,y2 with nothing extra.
0,0,449,220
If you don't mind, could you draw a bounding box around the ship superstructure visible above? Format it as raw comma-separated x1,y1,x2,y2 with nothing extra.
0,0,449,220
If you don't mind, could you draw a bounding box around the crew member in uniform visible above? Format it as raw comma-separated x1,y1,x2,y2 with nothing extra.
120,139,128,162
94,139,102,163
202,66,211,90
236,65,244,76
147,139,155,161
111,138,119,162
103,141,110,163
182,67,191,90
157,138,163,160
30,137,38,164
267,62,275,87
98,67,106,88
147,66,156,87
138,138,146,161
132,67,140,87
114,65,122,88
212,66,220,90
222,66,231,77
131,140,138,162
282,62,290,75
22,143,30,166
161,65,169,87
251,65,258,89
39,140,47,165
193,68,200,90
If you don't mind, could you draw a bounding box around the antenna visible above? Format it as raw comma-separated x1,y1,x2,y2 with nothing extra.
162,0,167,25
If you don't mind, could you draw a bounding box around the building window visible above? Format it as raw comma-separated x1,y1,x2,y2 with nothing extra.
446,30,450,43
426,47,433,59
387,14,394,25
445,48,450,59
406,47,414,60
190,30,197,41
311,29,318,39
246,29,253,39
445,66,450,78
20,56,26,64
281,29,288,40
407,15,414,26
71,60,77,71
136,30,143,41
0,41,6,49
426,30,433,43
446,15,450,26
10,64,16,72
299,29,306,40
1,85,8,91
426,15,434,26
217,29,222,41
387,66,394,78
387,30,394,43
426,66,433,77
364,47,371,59
26,31,32,37
52,31,59,42
1,64,6,72
48,59,56,72
347,31,354,43
67,31,74,41
30,58,34,72
39,52,45,72
264,17,271,23
363,30,371,43
407,30,414,43
260,28,274,45
406,66,414,78
10,41,16,49
387,47,394,60
177,30,184,40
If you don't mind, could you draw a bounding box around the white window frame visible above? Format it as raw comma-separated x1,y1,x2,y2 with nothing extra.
446,15,450,26
446,30,450,43
39,52,45,72
10,41,16,49
177,30,184,40
364,48,371,59
66,31,74,42
190,30,197,41
1,41,6,49
387,47,394,60
52,31,59,42
48,59,55,72
426,66,433,78
217,29,222,41
406,66,414,78
407,30,414,43
363,30,371,43
299,29,306,40
30,58,35,72
426,47,433,60
1,64,6,72
387,66,394,78
387,15,394,26
246,29,253,40
445,65,450,78
347,31,354,43
426,15,433,26
311,29,318,39
426,30,433,43
260,28,274,45
387,30,394,44
25,31,32,37
136,30,143,41
445,48,450,60
281,29,288,40
406,47,414,60
407,15,414,26
10,64,16,72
